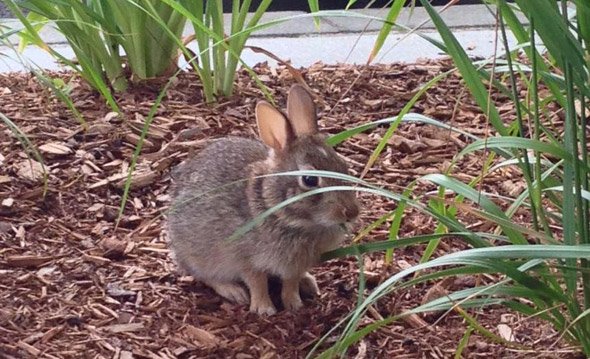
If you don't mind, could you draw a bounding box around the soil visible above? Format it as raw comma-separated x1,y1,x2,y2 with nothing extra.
0,60,583,358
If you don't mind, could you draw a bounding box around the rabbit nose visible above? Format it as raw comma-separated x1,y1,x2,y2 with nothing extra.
343,204,360,222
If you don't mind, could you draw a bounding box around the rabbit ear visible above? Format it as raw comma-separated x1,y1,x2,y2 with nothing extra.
287,84,318,136
256,101,292,151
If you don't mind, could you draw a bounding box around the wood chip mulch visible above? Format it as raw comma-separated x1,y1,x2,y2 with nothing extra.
0,60,583,358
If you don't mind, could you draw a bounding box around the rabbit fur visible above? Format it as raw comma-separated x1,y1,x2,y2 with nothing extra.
168,84,360,315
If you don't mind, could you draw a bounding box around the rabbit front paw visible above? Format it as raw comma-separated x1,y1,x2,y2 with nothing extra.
249,297,277,315
243,270,276,315
282,292,303,310
282,277,304,310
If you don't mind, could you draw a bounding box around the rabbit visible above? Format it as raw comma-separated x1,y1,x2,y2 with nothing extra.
167,84,360,315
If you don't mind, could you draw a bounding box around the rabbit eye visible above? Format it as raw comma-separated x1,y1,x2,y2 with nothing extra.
300,175,319,189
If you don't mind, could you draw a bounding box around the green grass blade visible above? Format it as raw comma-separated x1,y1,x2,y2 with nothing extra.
327,112,481,146
561,61,580,297
33,72,86,128
322,233,467,261
307,0,320,27
385,182,414,264
459,137,574,164
368,0,406,63
455,326,474,359
496,0,567,107
515,0,588,94
419,0,507,135
575,0,590,48
423,174,527,244
0,113,48,195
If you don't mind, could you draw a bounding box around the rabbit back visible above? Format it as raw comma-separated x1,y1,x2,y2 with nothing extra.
168,137,268,282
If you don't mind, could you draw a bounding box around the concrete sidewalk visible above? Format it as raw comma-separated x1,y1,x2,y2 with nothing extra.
0,5,519,72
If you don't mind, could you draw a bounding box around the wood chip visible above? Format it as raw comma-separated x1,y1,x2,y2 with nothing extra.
101,323,144,333
106,283,136,298
2,198,14,207
124,133,155,150
420,277,454,310
130,114,170,140
497,323,514,342
113,170,157,189
41,325,64,343
86,123,114,135
353,340,367,359
103,111,120,122
39,142,73,155
387,135,427,153
422,137,447,148
16,159,46,182
17,341,41,356
401,313,432,331
89,170,157,190
5,255,54,268
100,237,127,257
82,254,111,265
184,324,219,348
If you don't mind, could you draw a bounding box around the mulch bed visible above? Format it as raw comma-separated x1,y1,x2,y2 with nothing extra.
0,60,582,358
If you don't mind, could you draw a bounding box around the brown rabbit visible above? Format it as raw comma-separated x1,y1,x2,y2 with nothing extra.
168,85,360,315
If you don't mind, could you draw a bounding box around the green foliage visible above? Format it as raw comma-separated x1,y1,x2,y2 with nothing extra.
311,0,590,356
156,0,322,102
6,1,325,104
368,0,408,63
160,0,273,102
7,0,187,108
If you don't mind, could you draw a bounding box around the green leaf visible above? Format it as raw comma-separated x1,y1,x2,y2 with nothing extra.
419,0,507,136
327,113,480,147
422,174,527,244
459,137,572,164
515,0,588,95
368,0,406,63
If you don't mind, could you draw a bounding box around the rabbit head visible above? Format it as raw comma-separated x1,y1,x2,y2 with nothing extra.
250,84,360,231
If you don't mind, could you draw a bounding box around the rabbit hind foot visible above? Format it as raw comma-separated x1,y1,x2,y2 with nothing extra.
299,272,320,298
